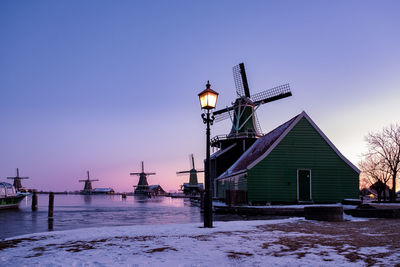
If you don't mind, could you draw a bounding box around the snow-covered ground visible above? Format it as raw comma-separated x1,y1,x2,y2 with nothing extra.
1,217,399,266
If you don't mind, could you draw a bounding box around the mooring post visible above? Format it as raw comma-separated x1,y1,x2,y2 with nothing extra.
200,191,204,212
48,192,54,218
31,191,38,211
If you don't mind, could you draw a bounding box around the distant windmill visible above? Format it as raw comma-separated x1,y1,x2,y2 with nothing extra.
176,154,204,195
212,62,292,147
130,161,156,195
7,168,29,191
79,171,99,194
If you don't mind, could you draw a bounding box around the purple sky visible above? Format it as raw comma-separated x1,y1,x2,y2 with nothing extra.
1,1,399,192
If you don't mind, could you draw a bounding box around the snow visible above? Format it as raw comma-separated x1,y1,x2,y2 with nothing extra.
2,216,392,266
343,213,371,222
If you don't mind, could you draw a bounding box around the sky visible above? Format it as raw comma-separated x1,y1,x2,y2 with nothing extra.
1,0,399,192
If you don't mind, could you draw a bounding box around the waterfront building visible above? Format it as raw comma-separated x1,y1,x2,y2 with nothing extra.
215,111,360,204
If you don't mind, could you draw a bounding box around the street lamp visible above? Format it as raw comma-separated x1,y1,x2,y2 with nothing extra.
198,81,218,228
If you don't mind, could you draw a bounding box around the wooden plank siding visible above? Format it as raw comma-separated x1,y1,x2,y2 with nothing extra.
217,174,247,199
248,117,359,203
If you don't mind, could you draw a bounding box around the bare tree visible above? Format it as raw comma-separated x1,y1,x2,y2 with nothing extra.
359,154,391,201
364,124,400,202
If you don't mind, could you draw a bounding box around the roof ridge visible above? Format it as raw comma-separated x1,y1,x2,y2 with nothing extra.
217,110,360,180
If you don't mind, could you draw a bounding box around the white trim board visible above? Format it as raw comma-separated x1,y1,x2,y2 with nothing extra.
247,111,360,173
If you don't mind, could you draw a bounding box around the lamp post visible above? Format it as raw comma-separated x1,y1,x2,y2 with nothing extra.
198,81,218,228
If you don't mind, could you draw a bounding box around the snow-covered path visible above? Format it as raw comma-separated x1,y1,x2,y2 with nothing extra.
1,217,399,266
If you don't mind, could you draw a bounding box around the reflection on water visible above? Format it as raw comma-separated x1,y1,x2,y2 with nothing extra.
83,195,92,204
0,194,201,239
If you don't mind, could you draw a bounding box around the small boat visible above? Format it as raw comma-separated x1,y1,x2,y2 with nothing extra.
0,182,25,210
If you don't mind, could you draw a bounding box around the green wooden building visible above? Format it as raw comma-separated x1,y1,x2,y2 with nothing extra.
216,111,360,204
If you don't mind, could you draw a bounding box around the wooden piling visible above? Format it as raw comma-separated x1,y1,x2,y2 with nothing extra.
48,192,54,218
48,218,53,230
200,191,204,212
31,191,38,211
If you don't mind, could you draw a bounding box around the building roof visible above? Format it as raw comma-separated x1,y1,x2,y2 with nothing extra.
217,111,360,179
210,143,237,159
148,185,164,191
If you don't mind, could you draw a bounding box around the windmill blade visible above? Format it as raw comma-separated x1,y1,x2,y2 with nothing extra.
145,172,156,175
79,180,88,182
214,110,234,123
176,171,190,176
233,64,245,97
239,63,251,97
233,63,251,98
213,105,234,115
91,179,99,182
130,172,141,175
251,84,292,105
176,171,191,176
254,112,263,134
190,154,195,169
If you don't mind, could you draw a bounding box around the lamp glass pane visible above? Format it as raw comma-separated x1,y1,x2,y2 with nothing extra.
207,92,217,108
199,94,207,108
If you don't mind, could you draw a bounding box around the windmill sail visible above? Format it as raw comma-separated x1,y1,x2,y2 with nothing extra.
130,161,156,195
233,63,250,98
211,63,292,149
214,110,234,123
251,84,291,105
176,154,204,195
78,171,99,193
7,168,29,191
254,112,263,134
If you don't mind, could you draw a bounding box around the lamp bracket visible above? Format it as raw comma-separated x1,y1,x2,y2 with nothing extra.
201,113,215,125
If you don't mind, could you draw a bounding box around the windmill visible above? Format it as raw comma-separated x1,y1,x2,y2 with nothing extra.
209,63,292,193
176,154,204,195
7,168,29,192
130,161,156,195
79,171,99,194
211,63,292,149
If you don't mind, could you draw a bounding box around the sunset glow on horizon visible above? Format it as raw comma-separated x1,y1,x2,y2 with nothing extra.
1,0,399,193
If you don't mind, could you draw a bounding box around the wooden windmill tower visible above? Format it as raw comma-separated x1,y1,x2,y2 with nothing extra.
210,63,292,188
7,168,29,192
79,171,99,194
130,161,156,195
176,154,204,195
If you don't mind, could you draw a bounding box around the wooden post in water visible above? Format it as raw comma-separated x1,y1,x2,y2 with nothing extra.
31,191,38,211
200,191,204,213
48,192,54,230
48,192,54,218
